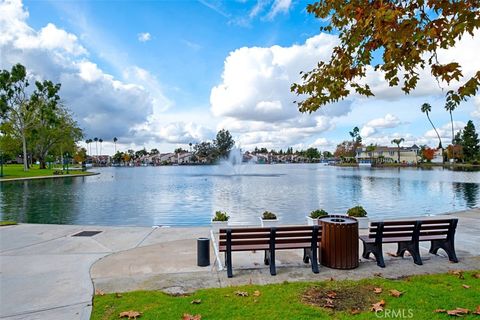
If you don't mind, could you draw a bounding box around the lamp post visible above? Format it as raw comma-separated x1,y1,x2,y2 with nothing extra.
65,152,70,174
0,150,3,178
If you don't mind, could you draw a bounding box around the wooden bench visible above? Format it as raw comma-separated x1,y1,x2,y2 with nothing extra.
219,225,321,278
360,218,458,267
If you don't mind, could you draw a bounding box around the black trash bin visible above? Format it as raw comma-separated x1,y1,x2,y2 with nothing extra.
197,237,210,267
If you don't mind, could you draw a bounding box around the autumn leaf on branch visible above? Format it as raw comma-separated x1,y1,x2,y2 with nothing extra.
291,1,480,113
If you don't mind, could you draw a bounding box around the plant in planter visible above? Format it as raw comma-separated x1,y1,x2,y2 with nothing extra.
211,210,229,232
260,211,278,227
306,209,328,225
346,205,369,228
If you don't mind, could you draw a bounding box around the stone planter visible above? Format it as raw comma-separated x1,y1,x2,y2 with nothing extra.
306,216,319,226
259,218,279,227
350,216,369,229
211,220,228,233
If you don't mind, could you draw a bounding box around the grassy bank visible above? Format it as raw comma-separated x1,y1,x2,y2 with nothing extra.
92,270,480,320
0,164,91,180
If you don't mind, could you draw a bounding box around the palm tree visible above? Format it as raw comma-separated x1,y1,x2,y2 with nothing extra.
94,137,98,158
391,138,405,163
422,102,445,163
85,139,90,156
99,139,103,155
113,137,118,154
445,101,456,145
421,103,443,149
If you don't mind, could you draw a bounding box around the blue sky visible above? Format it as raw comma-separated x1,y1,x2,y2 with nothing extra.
1,0,479,154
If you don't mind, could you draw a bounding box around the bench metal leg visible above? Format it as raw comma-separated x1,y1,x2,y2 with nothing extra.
310,247,319,274
397,241,422,265
362,241,385,267
268,250,276,276
429,239,458,263
264,250,269,265
303,248,310,263
225,251,233,278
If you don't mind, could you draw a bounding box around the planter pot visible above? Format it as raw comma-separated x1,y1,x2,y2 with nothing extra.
211,220,228,233
306,216,319,226
350,216,369,229
259,217,279,227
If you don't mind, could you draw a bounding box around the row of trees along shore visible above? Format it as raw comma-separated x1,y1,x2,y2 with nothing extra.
1,64,83,171
334,120,479,164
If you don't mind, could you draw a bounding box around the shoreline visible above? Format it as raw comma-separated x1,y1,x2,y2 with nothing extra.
0,171,100,182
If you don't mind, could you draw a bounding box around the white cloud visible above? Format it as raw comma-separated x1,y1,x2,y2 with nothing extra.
472,96,480,119
360,114,402,137
266,0,292,20
210,33,346,147
137,32,151,42
0,0,174,147
424,121,465,145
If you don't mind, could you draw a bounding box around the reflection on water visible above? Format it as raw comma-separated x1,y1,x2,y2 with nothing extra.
1,164,479,226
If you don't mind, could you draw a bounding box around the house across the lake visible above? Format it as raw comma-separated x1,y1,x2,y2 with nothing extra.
356,145,420,164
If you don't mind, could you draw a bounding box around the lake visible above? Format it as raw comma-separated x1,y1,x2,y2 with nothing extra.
1,164,479,226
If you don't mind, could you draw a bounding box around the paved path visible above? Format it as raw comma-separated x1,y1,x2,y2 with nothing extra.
1,208,479,319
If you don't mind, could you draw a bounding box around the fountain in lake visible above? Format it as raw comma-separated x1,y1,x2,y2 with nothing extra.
216,148,252,176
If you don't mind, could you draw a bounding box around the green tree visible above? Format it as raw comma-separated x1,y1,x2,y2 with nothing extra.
214,129,235,159
349,126,362,144
322,150,333,158
291,1,480,112
150,148,159,155
29,105,82,169
460,120,479,162
0,64,61,171
304,147,320,160
366,144,377,162
194,141,218,163
391,138,405,163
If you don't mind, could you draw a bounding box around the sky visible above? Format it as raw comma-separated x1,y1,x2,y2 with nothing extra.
1,0,479,155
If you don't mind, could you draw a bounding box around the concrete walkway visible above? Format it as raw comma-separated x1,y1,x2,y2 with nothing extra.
1,208,479,319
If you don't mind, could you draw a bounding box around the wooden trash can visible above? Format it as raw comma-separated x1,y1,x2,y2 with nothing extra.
320,215,359,269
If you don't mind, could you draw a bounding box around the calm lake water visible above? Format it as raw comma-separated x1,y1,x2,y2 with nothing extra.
1,164,479,226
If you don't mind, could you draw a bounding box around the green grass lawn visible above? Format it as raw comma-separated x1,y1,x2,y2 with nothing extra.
92,271,480,320
0,221,17,226
0,164,91,180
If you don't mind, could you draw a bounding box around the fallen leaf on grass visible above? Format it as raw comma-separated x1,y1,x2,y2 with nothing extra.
191,299,201,304
234,291,249,297
448,270,465,279
371,300,385,312
434,309,446,313
389,289,403,297
119,310,141,319
474,306,480,315
253,290,261,297
326,291,337,299
351,308,361,315
329,277,335,282
182,314,201,320
324,298,335,308
473,273,480,279
373,288,382,294
115,293,123,298
95,289,105,296
462,284,470,289
446,308,469,316
373,273,383,278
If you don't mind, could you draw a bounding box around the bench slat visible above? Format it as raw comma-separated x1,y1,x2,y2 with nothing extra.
219,231,316,240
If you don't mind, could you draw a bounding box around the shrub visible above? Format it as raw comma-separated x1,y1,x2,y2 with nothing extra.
212,211,229,222
309,209,328,219
262,211,277,220
346,206,367,217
